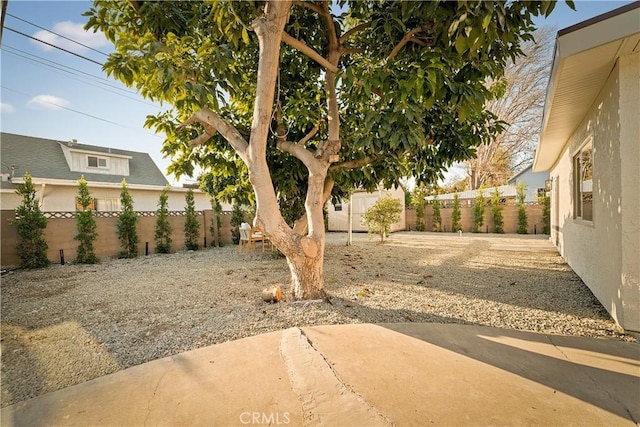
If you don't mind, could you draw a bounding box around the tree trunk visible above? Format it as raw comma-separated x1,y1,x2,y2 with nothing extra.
286,246,327,300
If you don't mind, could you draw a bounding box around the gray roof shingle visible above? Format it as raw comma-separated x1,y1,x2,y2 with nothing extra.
1,133,169,187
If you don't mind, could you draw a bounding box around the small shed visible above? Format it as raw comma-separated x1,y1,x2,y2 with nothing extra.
327,186,406,232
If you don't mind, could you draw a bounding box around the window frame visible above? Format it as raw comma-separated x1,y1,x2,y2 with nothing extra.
572,137,593,222
87,155,108,169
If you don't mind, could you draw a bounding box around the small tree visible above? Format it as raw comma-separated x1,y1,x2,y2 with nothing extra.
472,190,486,233
517,182,528,234
451,193,462,232
14,172,49,268
117,179,138,258
184,189,200,250
432,196,442,232
154,186,172,253
412,185,428,231
230,201,245,245
362,195,402,243
210,197,224,247
75,176,98,264
491,187,504,234
541,191,551,235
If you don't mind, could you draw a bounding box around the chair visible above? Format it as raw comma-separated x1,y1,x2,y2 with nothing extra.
237,223,251,253
247,226,269,253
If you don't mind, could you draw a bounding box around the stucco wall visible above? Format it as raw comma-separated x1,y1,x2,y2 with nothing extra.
328,187,406,232
550,54,639,331
0,185,215,212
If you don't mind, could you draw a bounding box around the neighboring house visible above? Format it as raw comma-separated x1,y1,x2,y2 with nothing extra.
0,133,213,212
532,3,639,332
327,185,406,232
507,164,550,203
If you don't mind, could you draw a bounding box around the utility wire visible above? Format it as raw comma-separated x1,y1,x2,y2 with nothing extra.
3,46,162,109
1,85,164,139
4,26,104,66
6,12,110,57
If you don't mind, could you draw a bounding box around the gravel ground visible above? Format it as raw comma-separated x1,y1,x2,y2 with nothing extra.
1,232,634,407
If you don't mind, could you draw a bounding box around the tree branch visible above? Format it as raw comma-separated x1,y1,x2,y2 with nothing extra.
329,156,378,171
281,32,338,73
297,124,319,146
292,0,323,14
319,1,338,48
177,108,249,160
386,24,433,66
339,22,370,44
277,140,319,171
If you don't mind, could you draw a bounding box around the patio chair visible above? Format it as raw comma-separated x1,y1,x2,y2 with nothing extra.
248,226,269,253
237,223,251,253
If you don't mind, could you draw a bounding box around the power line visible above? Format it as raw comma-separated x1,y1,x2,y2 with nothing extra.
3,45,162,109
4,26,104,66
1,85,164,139
6,12,110,57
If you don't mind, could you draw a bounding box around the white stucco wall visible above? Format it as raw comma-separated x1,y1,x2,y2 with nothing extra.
328,186,406,232
0,184,216,213
550,53,639,331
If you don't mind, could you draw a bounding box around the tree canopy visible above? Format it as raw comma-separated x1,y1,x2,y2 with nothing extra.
85,0,567,298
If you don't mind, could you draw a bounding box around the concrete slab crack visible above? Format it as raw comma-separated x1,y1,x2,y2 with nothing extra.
279,327,393,426
143,369,169,426
546,335,638,424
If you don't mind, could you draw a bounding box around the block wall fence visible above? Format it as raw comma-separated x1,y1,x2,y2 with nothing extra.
405,205,545,235
2,204,545,267
1,210,234,267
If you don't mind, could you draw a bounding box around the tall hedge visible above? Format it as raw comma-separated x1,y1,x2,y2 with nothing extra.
75,176,98,264
184,189,200,250
154,186,172,253
15,172,49,268
117,179,138,258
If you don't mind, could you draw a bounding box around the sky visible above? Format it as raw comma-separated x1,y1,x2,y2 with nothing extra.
0,1,635,186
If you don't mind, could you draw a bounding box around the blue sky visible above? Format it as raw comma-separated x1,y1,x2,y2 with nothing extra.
1,1,634,185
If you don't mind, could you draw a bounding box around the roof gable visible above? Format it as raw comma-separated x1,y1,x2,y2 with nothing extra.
0,133,169,187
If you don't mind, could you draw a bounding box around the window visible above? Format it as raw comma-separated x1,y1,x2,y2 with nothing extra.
334,203,342,212
95,198,121,211
75,197,96,211
88,156,107,168
573,139,593,221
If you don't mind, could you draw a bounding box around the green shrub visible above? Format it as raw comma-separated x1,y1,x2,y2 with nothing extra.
412,185,427,231
516,182,528,234
472,190,486,233
184,189,200,250
75,176,98,264
14,172,49,268
117,179,138,258
230,201,245,245
154,186,172,253
210,197,224,247
491,187,504,234
541,192,551,235
451,193,462,232
431,196,442,232
362,195,402,243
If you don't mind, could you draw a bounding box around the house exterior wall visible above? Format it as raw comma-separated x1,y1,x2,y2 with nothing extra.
549,53,639,331
328,186,406,232
508,168,549,202
61,145,131,176
0,184,214,212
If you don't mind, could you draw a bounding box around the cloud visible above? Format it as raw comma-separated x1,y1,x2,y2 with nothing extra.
32,21,109,53
27,95,70,110
1,103,15,114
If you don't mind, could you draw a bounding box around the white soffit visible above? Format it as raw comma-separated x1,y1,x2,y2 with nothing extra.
533,3,640,172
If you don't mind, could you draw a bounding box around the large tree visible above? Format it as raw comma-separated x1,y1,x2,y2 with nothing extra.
465,27,555,189
85,0,565,299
